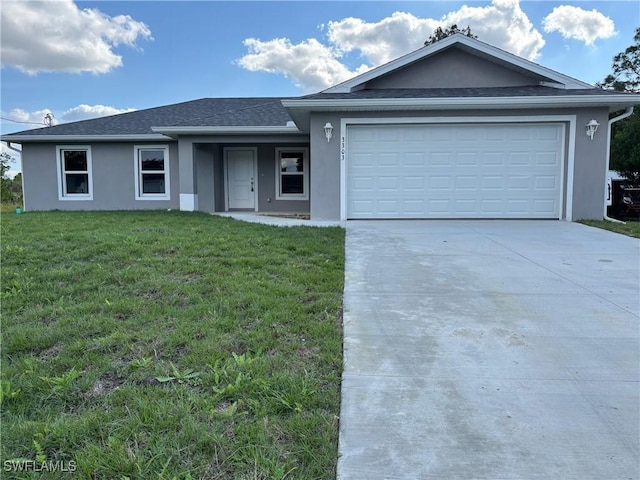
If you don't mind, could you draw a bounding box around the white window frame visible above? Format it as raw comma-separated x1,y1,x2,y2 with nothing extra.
134,145,170,200
56,145,93,201
275,147,309,200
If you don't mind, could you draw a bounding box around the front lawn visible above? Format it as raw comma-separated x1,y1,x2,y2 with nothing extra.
1,211,345,479
579,219,640,239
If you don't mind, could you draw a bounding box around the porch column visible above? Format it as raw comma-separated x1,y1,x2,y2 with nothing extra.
178,138,198,211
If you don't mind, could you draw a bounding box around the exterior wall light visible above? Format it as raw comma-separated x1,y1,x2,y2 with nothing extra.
324,122,333,143
586,119,600,140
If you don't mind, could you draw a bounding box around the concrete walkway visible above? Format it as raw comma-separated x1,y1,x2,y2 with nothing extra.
339,220,639,480
214,212,342,228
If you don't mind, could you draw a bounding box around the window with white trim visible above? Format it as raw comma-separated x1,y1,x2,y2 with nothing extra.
56,146,93,200
134,146,170,200
275,147,309,200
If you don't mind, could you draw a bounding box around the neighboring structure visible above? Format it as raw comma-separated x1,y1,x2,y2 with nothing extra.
3,34,639,221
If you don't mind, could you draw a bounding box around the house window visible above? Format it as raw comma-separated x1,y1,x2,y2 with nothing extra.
56,146,92,200
275,147,309,200
135,146,170,200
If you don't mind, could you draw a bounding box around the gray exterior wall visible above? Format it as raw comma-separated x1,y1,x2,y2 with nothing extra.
571,109,611,220
308,107,611,221
195,144,216,213
310,115,342,220
169,135,308,214
22,142,179,211
22,137,311,215
19,106,611,221
366,48,541,89
254,144,310,214
213,146,225,212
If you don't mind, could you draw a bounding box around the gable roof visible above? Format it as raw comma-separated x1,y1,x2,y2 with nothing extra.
324,33,593,93
2,97,300,142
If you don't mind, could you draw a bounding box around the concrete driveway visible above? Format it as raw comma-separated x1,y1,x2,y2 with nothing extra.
339,220,639,480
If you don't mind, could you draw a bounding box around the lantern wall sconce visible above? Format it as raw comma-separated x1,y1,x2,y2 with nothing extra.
586,119,600,140
324,122,333,143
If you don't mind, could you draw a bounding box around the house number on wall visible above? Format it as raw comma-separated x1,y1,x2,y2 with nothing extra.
341,136,345,162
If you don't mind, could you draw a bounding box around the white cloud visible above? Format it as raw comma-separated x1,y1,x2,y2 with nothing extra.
237,0,546,92
1,104,134,177
440,0,544,61
2,108,54,127
326,12,440,65
542,5,616,45
2,104,136,129
61,104,136,122
237,38,370,92
0,0,152,74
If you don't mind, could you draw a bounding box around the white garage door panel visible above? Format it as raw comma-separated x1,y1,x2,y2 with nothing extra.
347,123,563,219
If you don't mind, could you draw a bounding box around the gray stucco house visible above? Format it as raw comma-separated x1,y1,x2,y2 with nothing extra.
3,34,639,221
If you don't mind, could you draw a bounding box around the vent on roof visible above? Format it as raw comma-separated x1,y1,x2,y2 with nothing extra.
44,113,55,127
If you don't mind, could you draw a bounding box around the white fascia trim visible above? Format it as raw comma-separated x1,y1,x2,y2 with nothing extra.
565,119,577,222
283,95,638,110
1,134,170,143
324,34,593,93
151,126,303,135
339,115,577,222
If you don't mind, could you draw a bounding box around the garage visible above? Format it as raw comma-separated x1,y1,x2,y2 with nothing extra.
346,123,565,219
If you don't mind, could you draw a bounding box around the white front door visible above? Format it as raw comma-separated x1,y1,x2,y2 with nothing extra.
226,148,256,210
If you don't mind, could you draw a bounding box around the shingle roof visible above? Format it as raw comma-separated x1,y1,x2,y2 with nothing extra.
3,87,636,139
4,97,294,137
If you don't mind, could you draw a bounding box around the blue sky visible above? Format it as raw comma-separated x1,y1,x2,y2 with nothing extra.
1,0,639,174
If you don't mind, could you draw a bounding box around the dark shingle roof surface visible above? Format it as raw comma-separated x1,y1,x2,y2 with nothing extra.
4,87,633,138
5,98,294,136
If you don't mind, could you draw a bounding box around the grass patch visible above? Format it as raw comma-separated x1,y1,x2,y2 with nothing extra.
1,203,22,214
1,211,345,479
579,219,640,238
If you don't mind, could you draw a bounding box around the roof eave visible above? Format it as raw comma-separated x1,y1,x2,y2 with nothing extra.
283,95,640,110
151,126,304,137
0,134,171,143
283,94,640,130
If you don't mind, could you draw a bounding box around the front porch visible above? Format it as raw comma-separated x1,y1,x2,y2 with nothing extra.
176,137,310,216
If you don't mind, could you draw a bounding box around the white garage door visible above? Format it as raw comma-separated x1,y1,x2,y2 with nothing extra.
347,123,564,219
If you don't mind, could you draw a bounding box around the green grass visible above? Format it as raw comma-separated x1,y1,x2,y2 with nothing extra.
580,219,640,238
1,203,22,214
1,211,345,479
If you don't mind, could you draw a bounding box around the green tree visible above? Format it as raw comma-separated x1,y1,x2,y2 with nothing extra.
597,27,639,93
1,151,22,205
598,28,640,182
0,151,11,177
611,113,640,183
424,24,477,46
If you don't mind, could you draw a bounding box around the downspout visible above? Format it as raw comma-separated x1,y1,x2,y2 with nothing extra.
604,106,634,223
3,141,22,155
